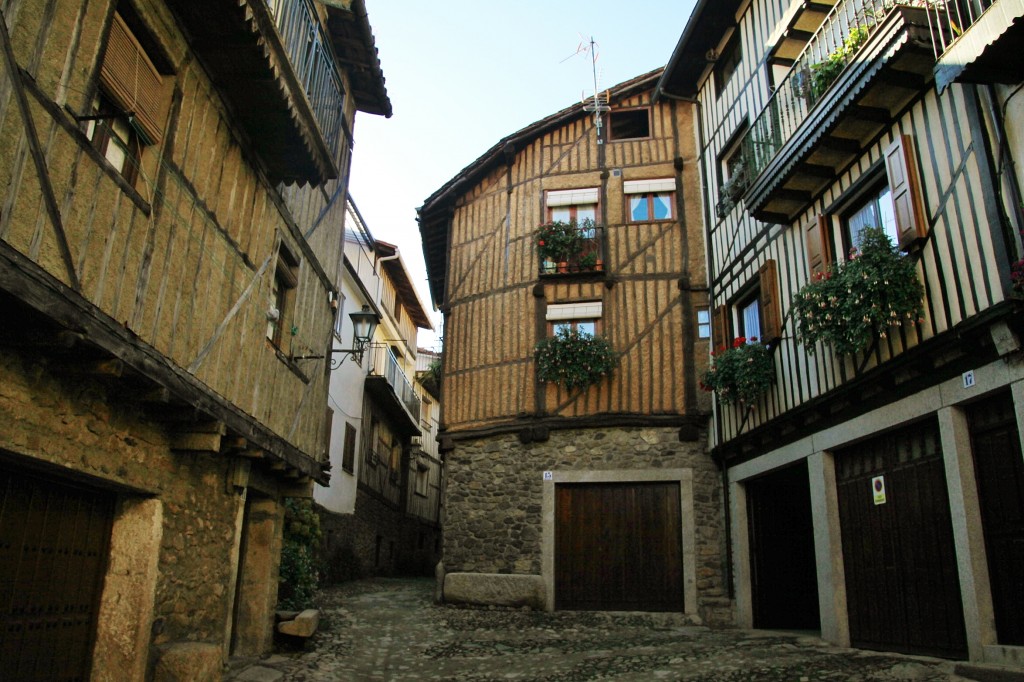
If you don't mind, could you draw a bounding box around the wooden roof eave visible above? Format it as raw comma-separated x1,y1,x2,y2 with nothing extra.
655,0,745,99
325,0,393,117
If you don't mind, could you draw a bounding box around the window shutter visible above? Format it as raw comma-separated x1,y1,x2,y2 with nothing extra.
884,135,928,250
712,304,731,350
758,259,782,343
805,214,833,274
100,13,167,145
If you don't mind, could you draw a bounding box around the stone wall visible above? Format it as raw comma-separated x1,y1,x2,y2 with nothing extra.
319,488,441,582
442,426,731,624
0,348,277,667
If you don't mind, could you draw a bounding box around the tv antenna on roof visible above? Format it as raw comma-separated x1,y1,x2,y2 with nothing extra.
564,35,609,143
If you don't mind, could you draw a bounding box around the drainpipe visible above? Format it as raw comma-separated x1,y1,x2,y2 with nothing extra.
657,87,735,600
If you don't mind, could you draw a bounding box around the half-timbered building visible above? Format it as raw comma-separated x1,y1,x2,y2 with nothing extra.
0,0,389,677
419,70,730,621
657,0,1024,665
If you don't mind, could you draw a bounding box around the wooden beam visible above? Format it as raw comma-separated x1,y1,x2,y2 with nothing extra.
774,188,812,203
820,136,860,154
785,28,813,42
59,358,124,377
849,105,890,124
795,162,836,179
879,69,926,90
0,16,79,290
170,431,223,453
751,209,791,225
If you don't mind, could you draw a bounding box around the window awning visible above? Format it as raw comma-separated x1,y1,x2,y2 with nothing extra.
546,301,603,321
546,188,599,206
623,178,675,194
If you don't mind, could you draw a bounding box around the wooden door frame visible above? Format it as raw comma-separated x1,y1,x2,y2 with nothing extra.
541,468,697,615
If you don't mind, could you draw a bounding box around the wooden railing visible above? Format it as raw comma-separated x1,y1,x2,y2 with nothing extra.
264,0,346,162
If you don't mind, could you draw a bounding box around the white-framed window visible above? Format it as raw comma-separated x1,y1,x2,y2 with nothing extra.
624,179,674,222
547,301,602,336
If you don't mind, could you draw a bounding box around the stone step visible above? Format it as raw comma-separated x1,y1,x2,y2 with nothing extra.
276,608,320,638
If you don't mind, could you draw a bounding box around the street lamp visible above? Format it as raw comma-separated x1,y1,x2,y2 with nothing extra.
293,304,379,369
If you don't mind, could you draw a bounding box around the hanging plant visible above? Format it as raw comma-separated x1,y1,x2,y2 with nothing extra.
700,337,775,406
536,220,584,263
792,226,924,355
534,326,617,391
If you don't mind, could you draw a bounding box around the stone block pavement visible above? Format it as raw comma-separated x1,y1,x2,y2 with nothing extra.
226,578,1024,681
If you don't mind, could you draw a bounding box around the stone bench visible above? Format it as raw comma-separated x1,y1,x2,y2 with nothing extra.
276,608,320,638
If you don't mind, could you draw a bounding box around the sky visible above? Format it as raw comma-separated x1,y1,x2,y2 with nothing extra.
347,1,700,350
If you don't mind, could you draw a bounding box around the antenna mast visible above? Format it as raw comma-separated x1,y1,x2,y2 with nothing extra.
580,36,609,144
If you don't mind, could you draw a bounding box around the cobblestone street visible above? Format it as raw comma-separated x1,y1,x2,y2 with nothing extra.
225,578,1018,682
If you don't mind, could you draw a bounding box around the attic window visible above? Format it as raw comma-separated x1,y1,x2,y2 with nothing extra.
609,109,650,140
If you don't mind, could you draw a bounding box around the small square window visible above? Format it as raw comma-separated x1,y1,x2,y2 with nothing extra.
609,109,650,140
697,308,711,339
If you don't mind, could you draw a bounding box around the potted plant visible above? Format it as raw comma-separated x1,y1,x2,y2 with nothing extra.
579,253,598,272
536,220,583,269
792,226,924,355
809,25,871,100
534,326,617,391
700,337,775,406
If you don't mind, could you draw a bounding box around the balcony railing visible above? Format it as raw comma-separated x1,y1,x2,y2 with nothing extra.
366,343,421,423
265,0,346,161
927,0,993,56
537,223,606,276
735,0,948,194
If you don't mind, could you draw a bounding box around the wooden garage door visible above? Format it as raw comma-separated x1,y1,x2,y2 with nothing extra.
968,392,1024,646
837,420,967,658
555,482,683,611
0,467,115,681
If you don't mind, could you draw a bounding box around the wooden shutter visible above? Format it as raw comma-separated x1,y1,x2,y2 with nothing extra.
884,135,928,250
100,13,167,145
759,259,782,343
805,214,833,275
712,304,731,350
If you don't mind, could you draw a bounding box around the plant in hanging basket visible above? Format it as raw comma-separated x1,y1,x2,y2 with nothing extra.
536,220,584,264
534,326,617,391
792,226,924,355
700,337,775,406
